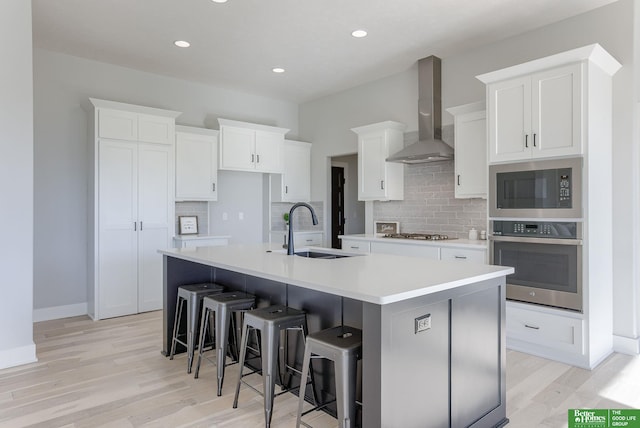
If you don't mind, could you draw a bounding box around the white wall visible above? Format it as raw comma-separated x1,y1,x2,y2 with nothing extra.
300,0,639,350
0,0,36,369
33,49,298,314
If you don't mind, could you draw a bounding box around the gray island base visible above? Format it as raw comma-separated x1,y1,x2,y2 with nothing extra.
159,244,513,427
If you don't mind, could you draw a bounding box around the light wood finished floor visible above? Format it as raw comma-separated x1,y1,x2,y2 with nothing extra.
1,311,639,428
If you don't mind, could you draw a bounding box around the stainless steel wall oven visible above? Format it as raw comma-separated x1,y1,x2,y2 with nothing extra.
490,220,582,312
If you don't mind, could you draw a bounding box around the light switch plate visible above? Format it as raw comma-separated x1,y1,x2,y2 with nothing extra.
415,314,431,334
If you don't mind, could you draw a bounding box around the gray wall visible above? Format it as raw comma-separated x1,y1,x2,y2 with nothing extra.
33,49,298,312
0,0,36,368
299,0,639,349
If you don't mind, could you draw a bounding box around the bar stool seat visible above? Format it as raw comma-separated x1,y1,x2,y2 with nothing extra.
233,305,310,428
169,282,224,373
296,325,362,428
194,291,256,396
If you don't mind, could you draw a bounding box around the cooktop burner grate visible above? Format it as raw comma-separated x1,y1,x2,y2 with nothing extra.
382,233,455,241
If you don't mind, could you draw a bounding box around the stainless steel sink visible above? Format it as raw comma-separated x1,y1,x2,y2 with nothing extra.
294,251,352,259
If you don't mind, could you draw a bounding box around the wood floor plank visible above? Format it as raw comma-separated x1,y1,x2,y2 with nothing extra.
0,311,638,427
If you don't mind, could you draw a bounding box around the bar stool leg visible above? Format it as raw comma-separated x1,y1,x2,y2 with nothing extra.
215,303,231,396
335,356,357,428
233,322,250,409
193,306,211,379
169,297,184,360
186,294,200,373
261,326,279,428
295,344,313,428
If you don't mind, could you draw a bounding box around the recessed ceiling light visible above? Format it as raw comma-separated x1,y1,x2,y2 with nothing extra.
351,29,368,38
211,0,228,3
174,40,191,48
272,67,285,73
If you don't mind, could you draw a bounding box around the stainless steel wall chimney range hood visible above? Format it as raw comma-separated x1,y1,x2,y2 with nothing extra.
386,55,454,164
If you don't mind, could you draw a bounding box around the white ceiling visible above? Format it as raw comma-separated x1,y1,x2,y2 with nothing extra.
32,0,617,103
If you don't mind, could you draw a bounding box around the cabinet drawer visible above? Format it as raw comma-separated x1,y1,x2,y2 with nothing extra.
507,305,583,354
370,242,439,259
294,232,323,247
440,247,486,263
99,109,138,141
341,240,370,254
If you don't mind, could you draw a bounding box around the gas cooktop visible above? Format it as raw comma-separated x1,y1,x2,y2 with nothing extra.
382,233,456,241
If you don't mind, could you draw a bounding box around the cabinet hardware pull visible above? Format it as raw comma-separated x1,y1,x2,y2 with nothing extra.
134,222,137,231
251,154,255,163
454,255,467,259
306,239,312,242
212,183,216,192
380,180,384,190
285,185,288,194
256,154,260,163
457,175,461,186
524,324,540,330
350,246,359,249
140,221,143,231
525,134,529,148
533,133,537,147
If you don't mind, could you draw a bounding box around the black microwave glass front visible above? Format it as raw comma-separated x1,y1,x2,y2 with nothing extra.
489,157,582,218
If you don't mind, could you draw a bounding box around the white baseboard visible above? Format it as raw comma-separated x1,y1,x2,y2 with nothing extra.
0,343,37,370
33,302,88,322
613,334,640,355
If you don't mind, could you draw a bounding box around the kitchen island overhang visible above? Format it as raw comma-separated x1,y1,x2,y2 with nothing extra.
159,244,514,428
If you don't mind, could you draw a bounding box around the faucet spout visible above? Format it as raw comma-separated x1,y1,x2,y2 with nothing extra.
287,203,318,255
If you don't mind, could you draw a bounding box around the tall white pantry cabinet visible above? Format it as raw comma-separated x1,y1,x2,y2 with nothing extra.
88,99,181,320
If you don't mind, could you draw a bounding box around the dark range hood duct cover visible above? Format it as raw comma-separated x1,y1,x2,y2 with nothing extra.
386,55,454,164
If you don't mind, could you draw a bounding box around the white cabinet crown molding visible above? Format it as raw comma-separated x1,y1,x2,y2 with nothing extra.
217,118,289,135
175,124,219,137
445,101,485,116
476,43,621,84
90,98,181,119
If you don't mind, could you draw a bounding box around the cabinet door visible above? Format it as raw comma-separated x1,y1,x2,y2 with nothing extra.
488,76,531,163
371,241,440,259
254,131,283,173
219,126,255,170
440,247,486,263
138,114,174,145
455,110,487,198
294,232,323,248
531,63,582,158
98,109,138,141
341,239,371,254
275,141,310,202
176,132,218,201
98,140,139,319
137,143,173,313
358,134,386,200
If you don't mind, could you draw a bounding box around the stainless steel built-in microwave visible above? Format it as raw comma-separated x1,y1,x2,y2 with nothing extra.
489,157,582,219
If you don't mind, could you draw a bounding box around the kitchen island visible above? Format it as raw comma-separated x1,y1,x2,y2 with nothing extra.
159,244,513,427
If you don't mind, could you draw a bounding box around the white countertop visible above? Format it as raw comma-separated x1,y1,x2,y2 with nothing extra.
339,234,489,250
173,234,231,241
159,243,512,305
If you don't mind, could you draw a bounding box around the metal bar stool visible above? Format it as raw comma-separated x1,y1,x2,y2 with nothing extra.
194,291,256,396
296,325,362,428
169,282,224,373
232,304,313,428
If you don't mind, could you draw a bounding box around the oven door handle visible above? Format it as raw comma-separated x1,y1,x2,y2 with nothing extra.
489,235,583,246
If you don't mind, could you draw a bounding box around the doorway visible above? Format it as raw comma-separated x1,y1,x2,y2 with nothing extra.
331,154,364,249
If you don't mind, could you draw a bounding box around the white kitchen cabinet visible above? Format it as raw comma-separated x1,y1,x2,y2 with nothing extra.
482,63,582,163
218,118,289,173
270,231,323,248
175,126,218,201
174,235,230,248
89,98,180,320
371,241,440,259
341,239,371,254
99,105,175,145
271,140,311,202
440,247,486,263
446,102,487,198
351,121,406,201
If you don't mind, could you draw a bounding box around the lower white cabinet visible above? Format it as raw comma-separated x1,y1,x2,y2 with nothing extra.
371,242,440,259
340,239,371,254
440,247,486,263
271,231,323,248
174,236,229,248
506,302,584,363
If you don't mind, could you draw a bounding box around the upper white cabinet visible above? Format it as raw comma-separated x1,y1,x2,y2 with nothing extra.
351,121,406,201
89,98,180,320
271,140,311,202
218,118,289,173
175,126,218,201
478,45,621,164
446,102,487,198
